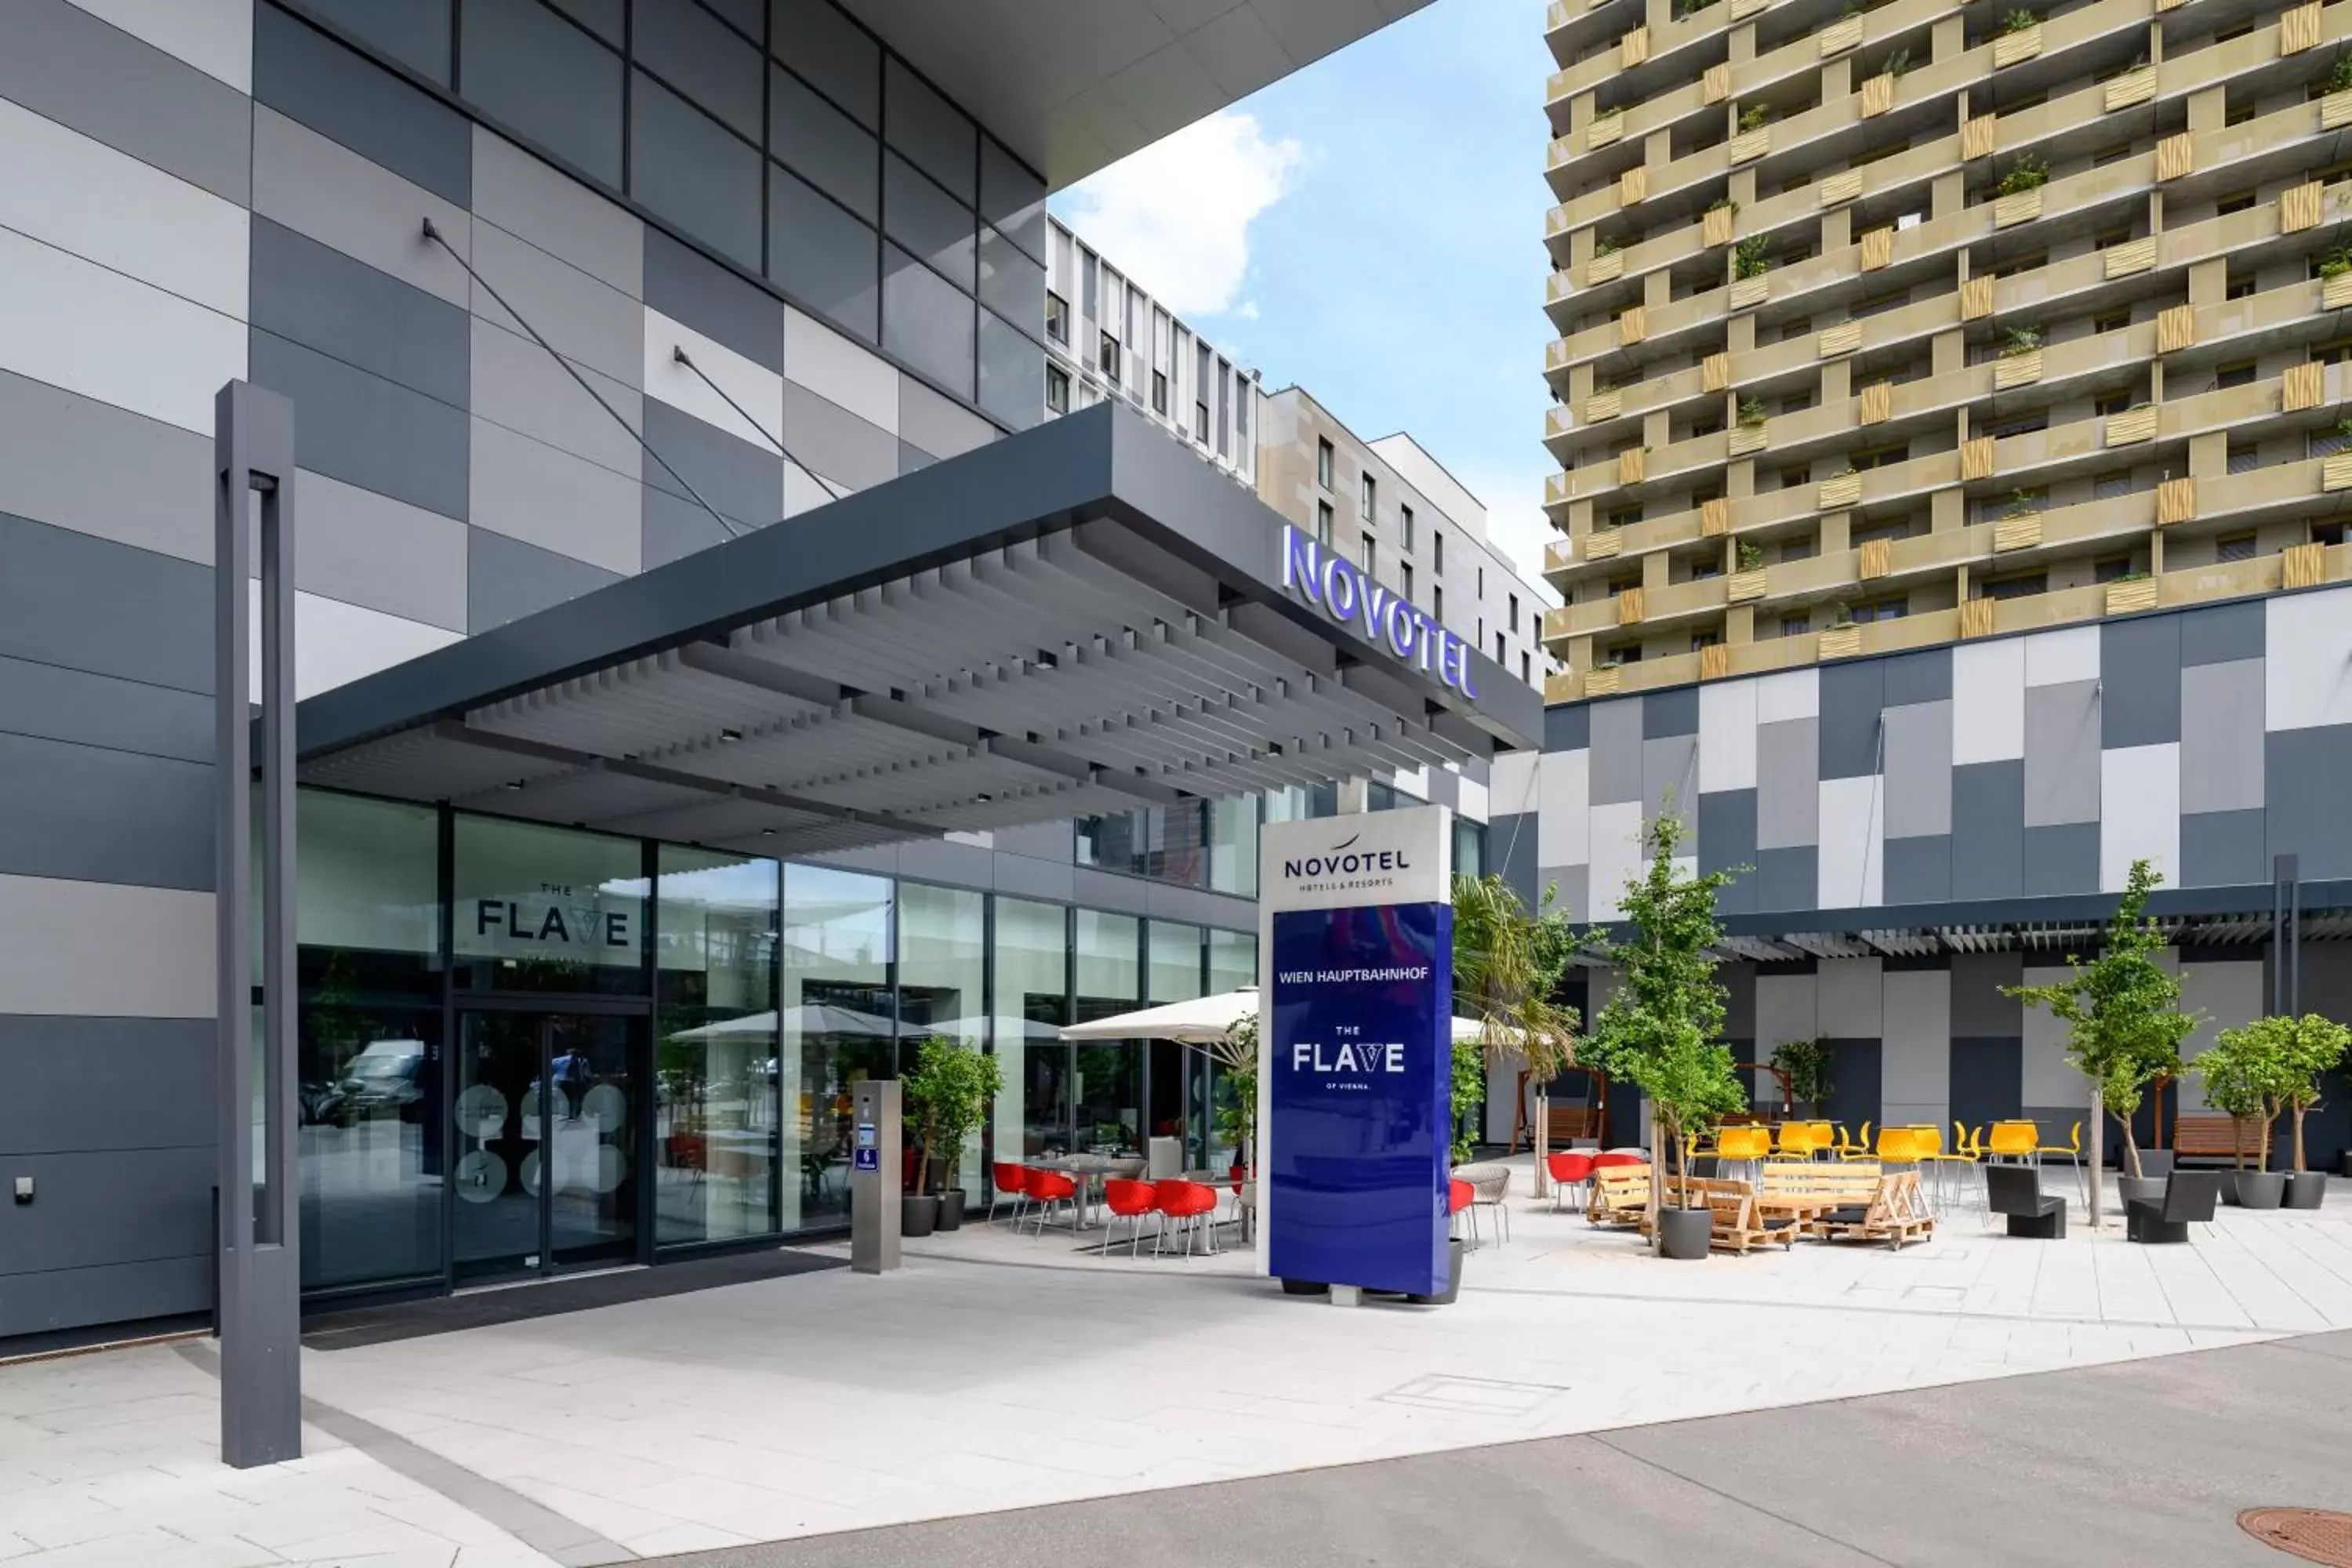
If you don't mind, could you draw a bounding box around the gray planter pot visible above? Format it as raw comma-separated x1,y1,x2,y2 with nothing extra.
1657,1205,1712,1260
2285,1171,2328,1210
2234,1171,2287,1210
2114,1176,2165,1210
935,1189,965,1231
901,1194,940,1236
2129,1149,2176,1181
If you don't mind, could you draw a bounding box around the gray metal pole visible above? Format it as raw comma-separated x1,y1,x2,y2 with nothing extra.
216,381,301,1468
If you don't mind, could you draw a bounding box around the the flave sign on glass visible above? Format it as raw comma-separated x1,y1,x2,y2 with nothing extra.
1279,527,1480,699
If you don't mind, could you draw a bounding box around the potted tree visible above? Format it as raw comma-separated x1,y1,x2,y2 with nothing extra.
1769,1036,1832,1118
2200,1019,2288,1208
1453,873,1581,1194
1581,810,1748,1260
2004,859,2194,1225
2278,1014,2348,1207
901,1034,1003,1234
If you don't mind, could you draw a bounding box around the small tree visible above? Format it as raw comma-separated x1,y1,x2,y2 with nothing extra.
1452,873,1581,1173
2278,1014,2350,1172
2003,859,2194,1190
1581,810,1747,1237
902,1035,1001,1196
1213,1011,1260,1172
1769,1036,1833,1116
2205,1014,2349,1173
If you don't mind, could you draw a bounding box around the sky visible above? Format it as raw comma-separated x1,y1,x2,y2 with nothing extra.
1052,0,1559,600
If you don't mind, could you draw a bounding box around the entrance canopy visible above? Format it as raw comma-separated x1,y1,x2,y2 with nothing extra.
293,405,1540,860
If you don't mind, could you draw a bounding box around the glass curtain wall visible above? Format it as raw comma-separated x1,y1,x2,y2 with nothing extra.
295,791,443,1291
653,848,779,1247
1146,921,1203,1166
1206,928,1260,1173
1208,795,1260,897
452,816,648,994
1072,910,1142,1154
779,865,894,1230
898,881,985,1200
994,897,1069,1158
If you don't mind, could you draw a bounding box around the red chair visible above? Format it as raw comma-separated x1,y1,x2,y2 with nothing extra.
1448,1177,1478,1249
1592,1151,1645,1171
1102,1178,1161,1256
1152,1178,1221,1255
1024,1169,1077,1235
1546,1151,1595,1213
988,1162,1029,1226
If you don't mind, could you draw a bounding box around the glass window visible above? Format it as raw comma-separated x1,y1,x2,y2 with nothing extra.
630,71,762,269
994,896,1067,1160
1149,921,1203,1004
1204,927,1258,1170
461,0,623,187
1207,927,1256,993
1453,818,1487,880
1073,910,1141,1155
636,0,763,141
884,242,975,397
884,154,975,291
768,164,880,343
1045,291,1068,343
977,226,1043,339
654,848,779,1246
980,136,1047,263
768,64,877,221
700,0,764,42
305,0,450,83
1208,794,1259,898
979,309,1043,431
898,881,986,1200
296,791,442,1290
1046,364,1069,414
546,0,623,44
769,0,879,128
779,864,893,1231
452,815,647,994
1316,437,1334,488
884,56,975,203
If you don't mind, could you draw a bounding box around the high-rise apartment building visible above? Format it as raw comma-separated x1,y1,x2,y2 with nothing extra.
1537,0,2352,702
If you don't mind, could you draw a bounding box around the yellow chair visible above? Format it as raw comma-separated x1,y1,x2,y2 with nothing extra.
1777,1123,1818,1159
1986,1120,2038,1164
2037,1120,2085,1202
1809,1120,1836,1160
1840,1120,1876,1160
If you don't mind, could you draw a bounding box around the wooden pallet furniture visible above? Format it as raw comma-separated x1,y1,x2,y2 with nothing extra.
1588,1163,1654,1227
1678,1177,1798,1254
1812,1170,1935,1249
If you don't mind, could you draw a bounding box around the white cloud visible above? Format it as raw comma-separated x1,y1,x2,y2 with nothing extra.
1058,112,1307,318
1236,299,1261,321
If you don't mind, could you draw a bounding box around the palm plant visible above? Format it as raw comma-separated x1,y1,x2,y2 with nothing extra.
1733,236,1772,280
1451,873,1581,1176
1996,153,2049,196
2326,51,2352,94
1737,395,1769,426
1999,324,2044,356
1737,103,1773,134
2001,8,2038,33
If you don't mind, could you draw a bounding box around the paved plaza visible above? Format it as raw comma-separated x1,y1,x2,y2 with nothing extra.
8,1161,2352,1566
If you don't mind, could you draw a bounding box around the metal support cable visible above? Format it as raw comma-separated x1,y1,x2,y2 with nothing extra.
670,347,848,505
419,217,744,540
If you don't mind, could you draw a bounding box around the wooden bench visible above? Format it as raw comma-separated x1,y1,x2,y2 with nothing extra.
1811,1169,1936,1249
2173,1112,2263,1166
1587,1163,1653,1227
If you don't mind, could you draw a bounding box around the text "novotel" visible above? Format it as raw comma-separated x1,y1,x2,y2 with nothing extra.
1279,528,1479,699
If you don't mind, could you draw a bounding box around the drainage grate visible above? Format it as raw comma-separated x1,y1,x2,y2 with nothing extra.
2241,1508,2352,1566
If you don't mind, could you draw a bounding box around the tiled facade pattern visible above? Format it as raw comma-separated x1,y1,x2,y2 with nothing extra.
1536,0,2352,702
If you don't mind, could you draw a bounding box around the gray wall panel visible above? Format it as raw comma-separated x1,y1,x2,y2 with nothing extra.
0,655,211,765
1822,1038,1882,1131
1490,811,1538,905
1949,1036,2024,1129
467,418,641,575
1882,833,1951,905
0,0,251,204
2267,726,2352,880
0,1145,214,1275
644,488,744,571
1698,789,1757,913
0,732,212,890
1755,844,1817,911
254,2,470,204
252,106,472,307
1880,647,1951,707
469,221,645,388
0,1015,212,1154
1640,733,1697,837
896,372,993,461
467,526,623,633
1951,759,2024,902
0,371,212,568
785,383,899,492
1881,700,1953,839
295,470,472,633
2023,678,2100,826
250,217,472,407
2179,599,2266,667
1142,880,1258,933
994,820,1074,864
644,228,786,373
2180,658,2264,815
898,440,935,475
0,514,211,695
1817,659,1884,779
1642,685,1697,739
889,836,1000,891
2100,613,2182,749
251,329,471,521
2021,822,2100,895
2181,807,2268,888
991,846,1077,906
1545,704,1590,753
0,1255,212,1339
1755,717,1820,848
1950,951,2024,1036
642,397,784,528
1070,866,1151,916
471,317,644,481
472,125,644,299
1587,698,1642,804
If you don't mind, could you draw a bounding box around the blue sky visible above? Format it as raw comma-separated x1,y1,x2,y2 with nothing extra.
1053,0,1559,596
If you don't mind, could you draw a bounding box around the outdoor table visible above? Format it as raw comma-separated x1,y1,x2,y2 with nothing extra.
1033,1153,1145,1229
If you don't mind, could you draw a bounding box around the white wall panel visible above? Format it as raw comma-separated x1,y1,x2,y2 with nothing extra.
2100,742,2179,891
66,0,252,91
2266,586,2352,731
786,306,898,434
0,873,212,1017
1489,750,1537,818
1817,774,1883,908
248,581,465,703
1754,667,1819,724
644,305,784,443
0,227,243,434
1535,750,1589,868
1816,956,1884,1038
1586,800,1642,920
1457,774,1490,824
1698,678,1759,792
1753,972,1818,1055
1952,635,2026,764
1881,968,1951,1131
2024,624,2100,688
2179,960,2265,1065
2020,962,2088,1105
0,98,248,319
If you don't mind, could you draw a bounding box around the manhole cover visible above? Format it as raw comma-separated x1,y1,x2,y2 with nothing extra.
2241,1508,2352,1565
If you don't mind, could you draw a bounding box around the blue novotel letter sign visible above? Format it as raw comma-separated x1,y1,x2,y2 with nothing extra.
1280,527,1479,700
1261,807,1454,1299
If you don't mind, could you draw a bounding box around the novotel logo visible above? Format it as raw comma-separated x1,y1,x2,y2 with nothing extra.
1283,833,1411,880
1279,527,1478,699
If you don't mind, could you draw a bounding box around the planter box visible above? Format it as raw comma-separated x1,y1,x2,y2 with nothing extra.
1860,73,1894,118
1817,625,1862,659
1585,390,1622,423
1994,514,2042,552
2327,453,2352,493
1958,597,1996,637
1729,274,1769,310
1586,113,1624,150
1858,538,1891,579
1617,304,1646,344
1729,127,1771,164
1730,0,1769,19
1819,169,1863,207
2325,90,2352,131
1702,205,1737,246
1703,351,1731,391
2283,541,2329,590
1727,568,1769,602
1817,13,1861,55
1730,422,1768,455
1620,25,1650,66
1817,472,1861,510
1962,114,1997,160
1584,528,1623,560
2104,579,2158,615
2285,360,2324,412
1859,381,1892,424
1700,496,1730,535
1992,23,2042,67
1992,188,2043,228
1993,348,2042,389
2156,132,2194,181
1960,276,1994,320
2282,181,2323,233
2104,405,2157,445
1617,445,1646,485
2281,0,2322,53
1860,225,1893,270
2103,237,2155,279
1584,666,1623,696
1817,321,1860,358
1587,249,1623,284
2156,477,2196,526
1616,586,1646,625
1704,63,1731,103
2326,271,2352,310
1962,435,1997,480
1619,166,1649,207
2157,303,2197,352
2103,67,2155,111
1700,643,1732,680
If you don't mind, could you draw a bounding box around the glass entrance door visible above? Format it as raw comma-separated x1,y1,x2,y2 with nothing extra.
453,1010,644,1281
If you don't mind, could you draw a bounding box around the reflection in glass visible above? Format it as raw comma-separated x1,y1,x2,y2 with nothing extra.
780,864,894,1229
1209,794,1261,897
452,815,648,994
993,897,1068,1159
1207,929,1259,1172
655,849,779,1246
898,881,985,1197
1073,910,1140,1155
1147,921,1202,1165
